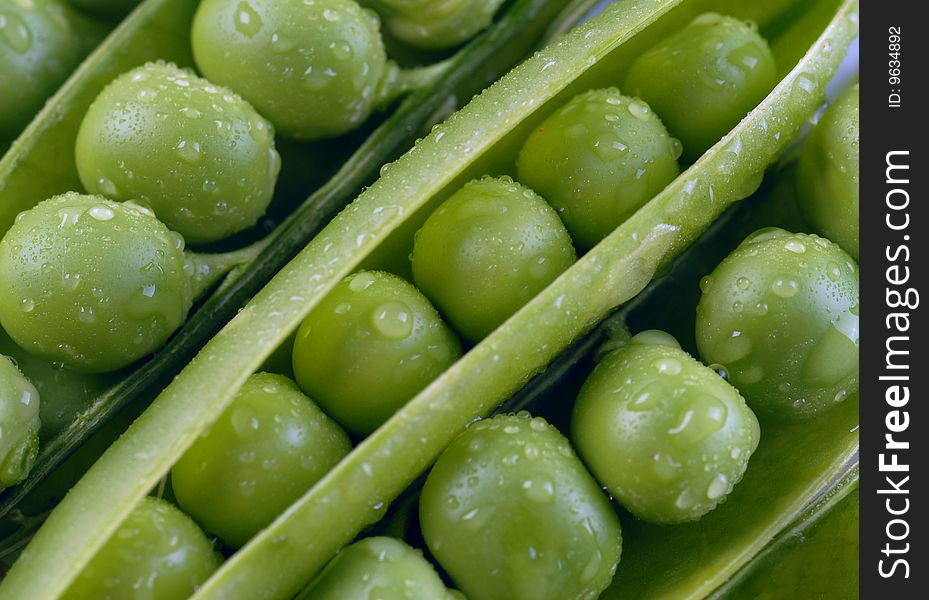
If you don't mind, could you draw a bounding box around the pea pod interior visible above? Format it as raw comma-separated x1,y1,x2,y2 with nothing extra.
0,0,858,598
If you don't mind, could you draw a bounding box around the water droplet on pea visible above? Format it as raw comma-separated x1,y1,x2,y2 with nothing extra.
706,473,729,499
234,1,263,36
770,278,799,298
19,298,34,313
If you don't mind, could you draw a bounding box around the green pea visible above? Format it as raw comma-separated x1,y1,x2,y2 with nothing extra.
0,355,41,489
796,83,859,259
696,229,859,419
61,496,220,600
365,0,505,50
191,0,388,141
412,176,576,341
517,88,681,250
303,536,461,599
572,331,760,524
625,13,777,161
75,62,281,245
420,413,622,600
171,373,350,548
0,0,97,140
0,193,192,373
292,271,461,436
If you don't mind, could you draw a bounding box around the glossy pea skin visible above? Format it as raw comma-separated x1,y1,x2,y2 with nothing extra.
696,229,859,420
75,62,281,245
796,84,859,259
0,355,41,489
572,332,760,524
0,0,95,140
293,271,461,436
303,536,461,599
517,88,681,250
420,413,622,600
61,496,219,600
171,373,351,548
412,176,577,341
625,13,777,161
192,0,387,141
0,193,192,373
364,0,505,50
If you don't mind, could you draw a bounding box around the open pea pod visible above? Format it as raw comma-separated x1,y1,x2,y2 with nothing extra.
0,0,858,598
0,0,573,519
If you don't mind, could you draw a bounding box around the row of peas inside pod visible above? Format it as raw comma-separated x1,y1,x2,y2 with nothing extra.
0,0,859,598
0,0,522,496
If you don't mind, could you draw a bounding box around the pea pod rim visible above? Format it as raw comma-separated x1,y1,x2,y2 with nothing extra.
0,0,858,598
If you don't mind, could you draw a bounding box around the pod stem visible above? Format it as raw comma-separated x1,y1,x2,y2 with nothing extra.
376,58,455,106
186,239,270,302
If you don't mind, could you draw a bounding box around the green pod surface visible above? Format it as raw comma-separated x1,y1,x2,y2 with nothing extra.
0,1,858,599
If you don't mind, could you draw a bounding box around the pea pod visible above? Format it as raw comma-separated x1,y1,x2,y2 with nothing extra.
0,0,569,517
0,1,857,599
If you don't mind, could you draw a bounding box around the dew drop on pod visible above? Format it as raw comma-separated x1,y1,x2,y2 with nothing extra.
696,228,859,419
572,331,760,524
420,413,622,600
0,355,41,490
75,61,281,245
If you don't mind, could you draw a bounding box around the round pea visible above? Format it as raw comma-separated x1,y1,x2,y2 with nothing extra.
517,88,681,250
796,83,859,259
303,536,461,599
0,193,192,373
61,496,219,600
411,176,577,341
572,331,760,523
75,62,281,244
696,229,859,419
0,0,93,140
0,355,40,489
370,0,505,50
293,271,461,436
420,413,622,600
625,13,777,161
171,373,351,548
191,0,388,141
